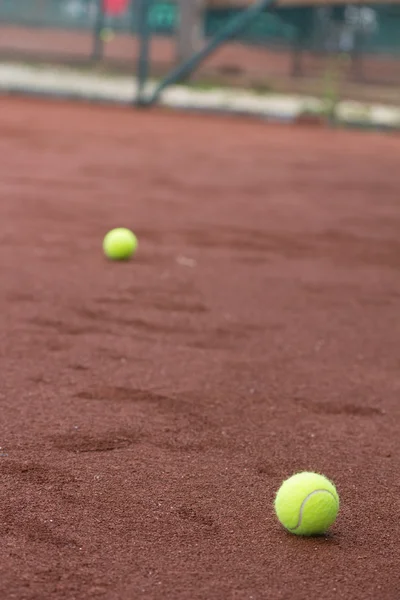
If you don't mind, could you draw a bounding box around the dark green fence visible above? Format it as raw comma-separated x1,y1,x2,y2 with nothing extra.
0,0,398,91
0,0,95,29
207,6,400,56
0,1,399,56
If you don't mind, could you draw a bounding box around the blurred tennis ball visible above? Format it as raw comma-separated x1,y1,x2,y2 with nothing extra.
103,228,138,261
100,28,114,43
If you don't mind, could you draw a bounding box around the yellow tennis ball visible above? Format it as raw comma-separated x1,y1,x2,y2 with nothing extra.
100,28,114,43
103,228,138,261
274,472,339,536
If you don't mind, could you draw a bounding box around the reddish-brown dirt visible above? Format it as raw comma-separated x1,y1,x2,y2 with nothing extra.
0,96,399,600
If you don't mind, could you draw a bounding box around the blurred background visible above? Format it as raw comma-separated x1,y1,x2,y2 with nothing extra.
0,0,398,104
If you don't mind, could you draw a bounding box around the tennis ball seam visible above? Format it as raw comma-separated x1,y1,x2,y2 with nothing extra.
288,489,338,532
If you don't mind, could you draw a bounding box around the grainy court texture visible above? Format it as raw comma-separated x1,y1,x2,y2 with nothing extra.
0,97,399,600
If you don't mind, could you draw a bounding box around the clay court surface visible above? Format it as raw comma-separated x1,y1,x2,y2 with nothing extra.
1,97,400,600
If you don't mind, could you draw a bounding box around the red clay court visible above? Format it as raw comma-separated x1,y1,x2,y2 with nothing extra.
0,96,399,599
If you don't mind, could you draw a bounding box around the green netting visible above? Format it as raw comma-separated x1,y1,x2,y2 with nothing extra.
0,1,399,55
357,6,400,54
204,5,400,55
0,0,95,29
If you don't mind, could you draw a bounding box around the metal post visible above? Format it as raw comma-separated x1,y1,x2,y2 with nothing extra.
290,29,303,77
351,30,364,83
92,0,105,62
136,0,153,105
176,0,205,70
145,0,276,106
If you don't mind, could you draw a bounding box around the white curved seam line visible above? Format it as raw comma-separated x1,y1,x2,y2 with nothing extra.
289,489,338,531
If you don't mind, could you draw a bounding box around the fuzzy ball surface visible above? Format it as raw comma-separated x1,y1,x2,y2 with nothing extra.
103,228,138,261
274,472,339,536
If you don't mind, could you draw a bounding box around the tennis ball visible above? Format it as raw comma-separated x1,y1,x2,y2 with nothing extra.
274,472,339,536
100,28,114,43
103,228,138,261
